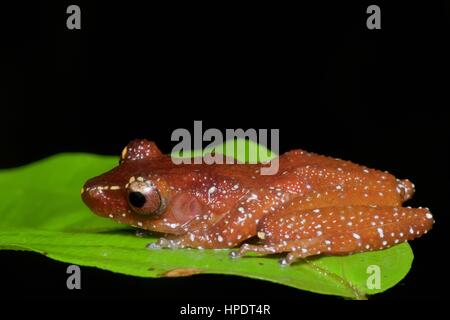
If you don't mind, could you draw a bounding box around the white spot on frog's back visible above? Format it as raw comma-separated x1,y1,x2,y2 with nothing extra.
352,233,361,239
377,227,384,238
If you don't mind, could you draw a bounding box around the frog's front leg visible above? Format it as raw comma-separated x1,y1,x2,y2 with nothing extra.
145,215,211,249
231,203,434,265
147,191,269,249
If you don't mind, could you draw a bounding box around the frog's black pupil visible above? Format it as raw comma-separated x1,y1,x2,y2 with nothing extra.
129,192,146,208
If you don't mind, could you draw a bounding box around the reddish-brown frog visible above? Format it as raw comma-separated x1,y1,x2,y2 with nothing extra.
82,139,434,265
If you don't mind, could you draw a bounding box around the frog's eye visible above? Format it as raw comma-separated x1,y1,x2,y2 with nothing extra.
127,181,162,215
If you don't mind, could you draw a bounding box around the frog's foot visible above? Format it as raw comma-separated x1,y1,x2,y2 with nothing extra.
229,242,309,266
229,243,280,259
146,236,184,249
146,229,242,250
278,251,309,266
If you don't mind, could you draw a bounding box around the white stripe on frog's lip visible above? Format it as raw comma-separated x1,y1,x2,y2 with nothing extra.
84,185,123,192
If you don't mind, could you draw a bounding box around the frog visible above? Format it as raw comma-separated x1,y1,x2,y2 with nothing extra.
81,139,434,265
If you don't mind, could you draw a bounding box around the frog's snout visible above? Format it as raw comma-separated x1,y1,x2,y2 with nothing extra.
81,180,127,217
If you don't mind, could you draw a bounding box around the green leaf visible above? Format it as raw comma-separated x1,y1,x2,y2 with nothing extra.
0,140,413,299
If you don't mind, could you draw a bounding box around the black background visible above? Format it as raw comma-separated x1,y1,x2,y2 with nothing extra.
1,0,449,307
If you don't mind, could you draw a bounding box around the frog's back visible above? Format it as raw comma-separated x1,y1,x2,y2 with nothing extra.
140,148,412,206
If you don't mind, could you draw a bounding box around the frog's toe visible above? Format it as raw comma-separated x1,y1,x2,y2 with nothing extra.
278,252,301,266
146,242,161,249
229,243,253,259
278,257,290,266
146,237,182,249
229,250,242,259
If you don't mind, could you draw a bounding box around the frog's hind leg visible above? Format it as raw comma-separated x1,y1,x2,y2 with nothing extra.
231,204,434,265
230,238,322,257
229,243,280,257
230,238,323,265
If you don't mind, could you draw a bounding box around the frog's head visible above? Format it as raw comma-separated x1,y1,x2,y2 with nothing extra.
82,139,206,234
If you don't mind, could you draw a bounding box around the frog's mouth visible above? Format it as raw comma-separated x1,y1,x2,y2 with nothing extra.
81,181,129,218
